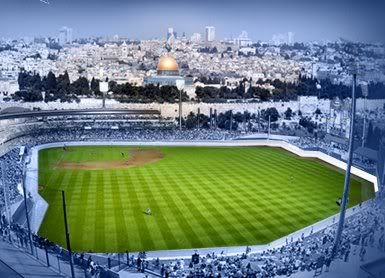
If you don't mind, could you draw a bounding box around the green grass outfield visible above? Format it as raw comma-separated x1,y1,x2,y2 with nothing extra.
38,145,374,253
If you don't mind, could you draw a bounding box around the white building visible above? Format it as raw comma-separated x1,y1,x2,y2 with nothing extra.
0,79,19,95
272,33,287,46
58,27,73,46
234,31,252,47
190,33,202,44
288,32,295,46
205,26,215,43
121,41,128,58
167,27,174,40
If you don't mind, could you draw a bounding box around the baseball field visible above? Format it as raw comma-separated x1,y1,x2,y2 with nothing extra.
37,145,374,252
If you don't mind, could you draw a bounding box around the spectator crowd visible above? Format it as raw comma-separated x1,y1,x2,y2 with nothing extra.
0,124,384,277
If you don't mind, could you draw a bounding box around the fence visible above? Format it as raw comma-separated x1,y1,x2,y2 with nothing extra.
0,219,117,278
0,217,162,278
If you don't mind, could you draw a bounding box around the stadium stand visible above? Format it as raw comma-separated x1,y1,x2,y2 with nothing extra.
0,120,384,277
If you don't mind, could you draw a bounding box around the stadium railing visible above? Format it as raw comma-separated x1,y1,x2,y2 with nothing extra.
0,219,161,278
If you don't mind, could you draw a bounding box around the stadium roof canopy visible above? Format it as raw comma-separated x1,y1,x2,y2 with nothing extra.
0,108,161,121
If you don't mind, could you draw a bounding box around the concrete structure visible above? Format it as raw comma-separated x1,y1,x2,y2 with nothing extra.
288,31,295,46
234,31,252,47
58,26,72,46
205,26,215,43
190,32,202,44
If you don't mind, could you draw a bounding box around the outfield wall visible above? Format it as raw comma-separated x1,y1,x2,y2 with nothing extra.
25,145,48,233
25,140,378,259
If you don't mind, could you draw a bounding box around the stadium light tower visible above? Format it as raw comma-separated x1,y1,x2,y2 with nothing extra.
21,158,34,255
99,66,108,109
361,82,368,147
176,80,184,131
197,107,200,130
61,190,75,278
331,71,357,259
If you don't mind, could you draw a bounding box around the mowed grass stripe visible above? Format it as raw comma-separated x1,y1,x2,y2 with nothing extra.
146,167,205,249
210,177,291,241
161,168,227,247
108,170,130,251
181,171,255,244
121,172,156,251
38,146,374,252
179,175,246,245
140,168,187,250
163,171,228,247
94,170,106,251
70,171,91,250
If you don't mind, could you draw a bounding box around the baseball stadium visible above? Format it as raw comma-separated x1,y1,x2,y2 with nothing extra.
0,54,384,278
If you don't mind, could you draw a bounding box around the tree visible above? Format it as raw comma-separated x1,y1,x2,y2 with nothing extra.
18,70,42,90
185,112,198,129
284,108,293,120
44,71,57,90
13,89,43,102
57,71,70,91
217,110,238,130
71,77,90,96
262,107,279,122
90,77,100,93
299,117,317,133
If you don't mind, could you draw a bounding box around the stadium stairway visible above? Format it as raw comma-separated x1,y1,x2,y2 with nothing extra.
0,239,65,277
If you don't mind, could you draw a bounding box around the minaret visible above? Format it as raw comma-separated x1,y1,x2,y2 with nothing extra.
121,41,128,58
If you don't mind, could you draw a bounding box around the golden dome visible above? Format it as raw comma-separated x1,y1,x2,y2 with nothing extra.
157,55,179,75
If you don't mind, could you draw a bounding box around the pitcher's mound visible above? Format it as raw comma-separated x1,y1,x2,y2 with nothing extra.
58,149,164,170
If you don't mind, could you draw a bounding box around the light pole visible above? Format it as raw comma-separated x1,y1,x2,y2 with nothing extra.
98,66,108,109
176,81,184,131
61,190,75,278
331,72,357,259
179,90,182,131
197,108,200,130
209,108,213,129
257,109,260,132
99,80,109,109
21,159,34,255
361,82,368,147
214,109,217,129
268,115,271,140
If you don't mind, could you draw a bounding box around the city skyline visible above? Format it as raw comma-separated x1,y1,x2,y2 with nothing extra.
1,0,385,43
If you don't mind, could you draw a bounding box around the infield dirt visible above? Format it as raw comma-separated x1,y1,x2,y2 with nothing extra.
57,148,163,170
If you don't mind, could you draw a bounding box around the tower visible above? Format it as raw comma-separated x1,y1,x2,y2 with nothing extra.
121,41,128,58
58,26,73,46
288,32,295,46
205,26,215,43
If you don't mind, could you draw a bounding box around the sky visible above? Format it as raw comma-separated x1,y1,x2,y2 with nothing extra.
1,0,385,43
